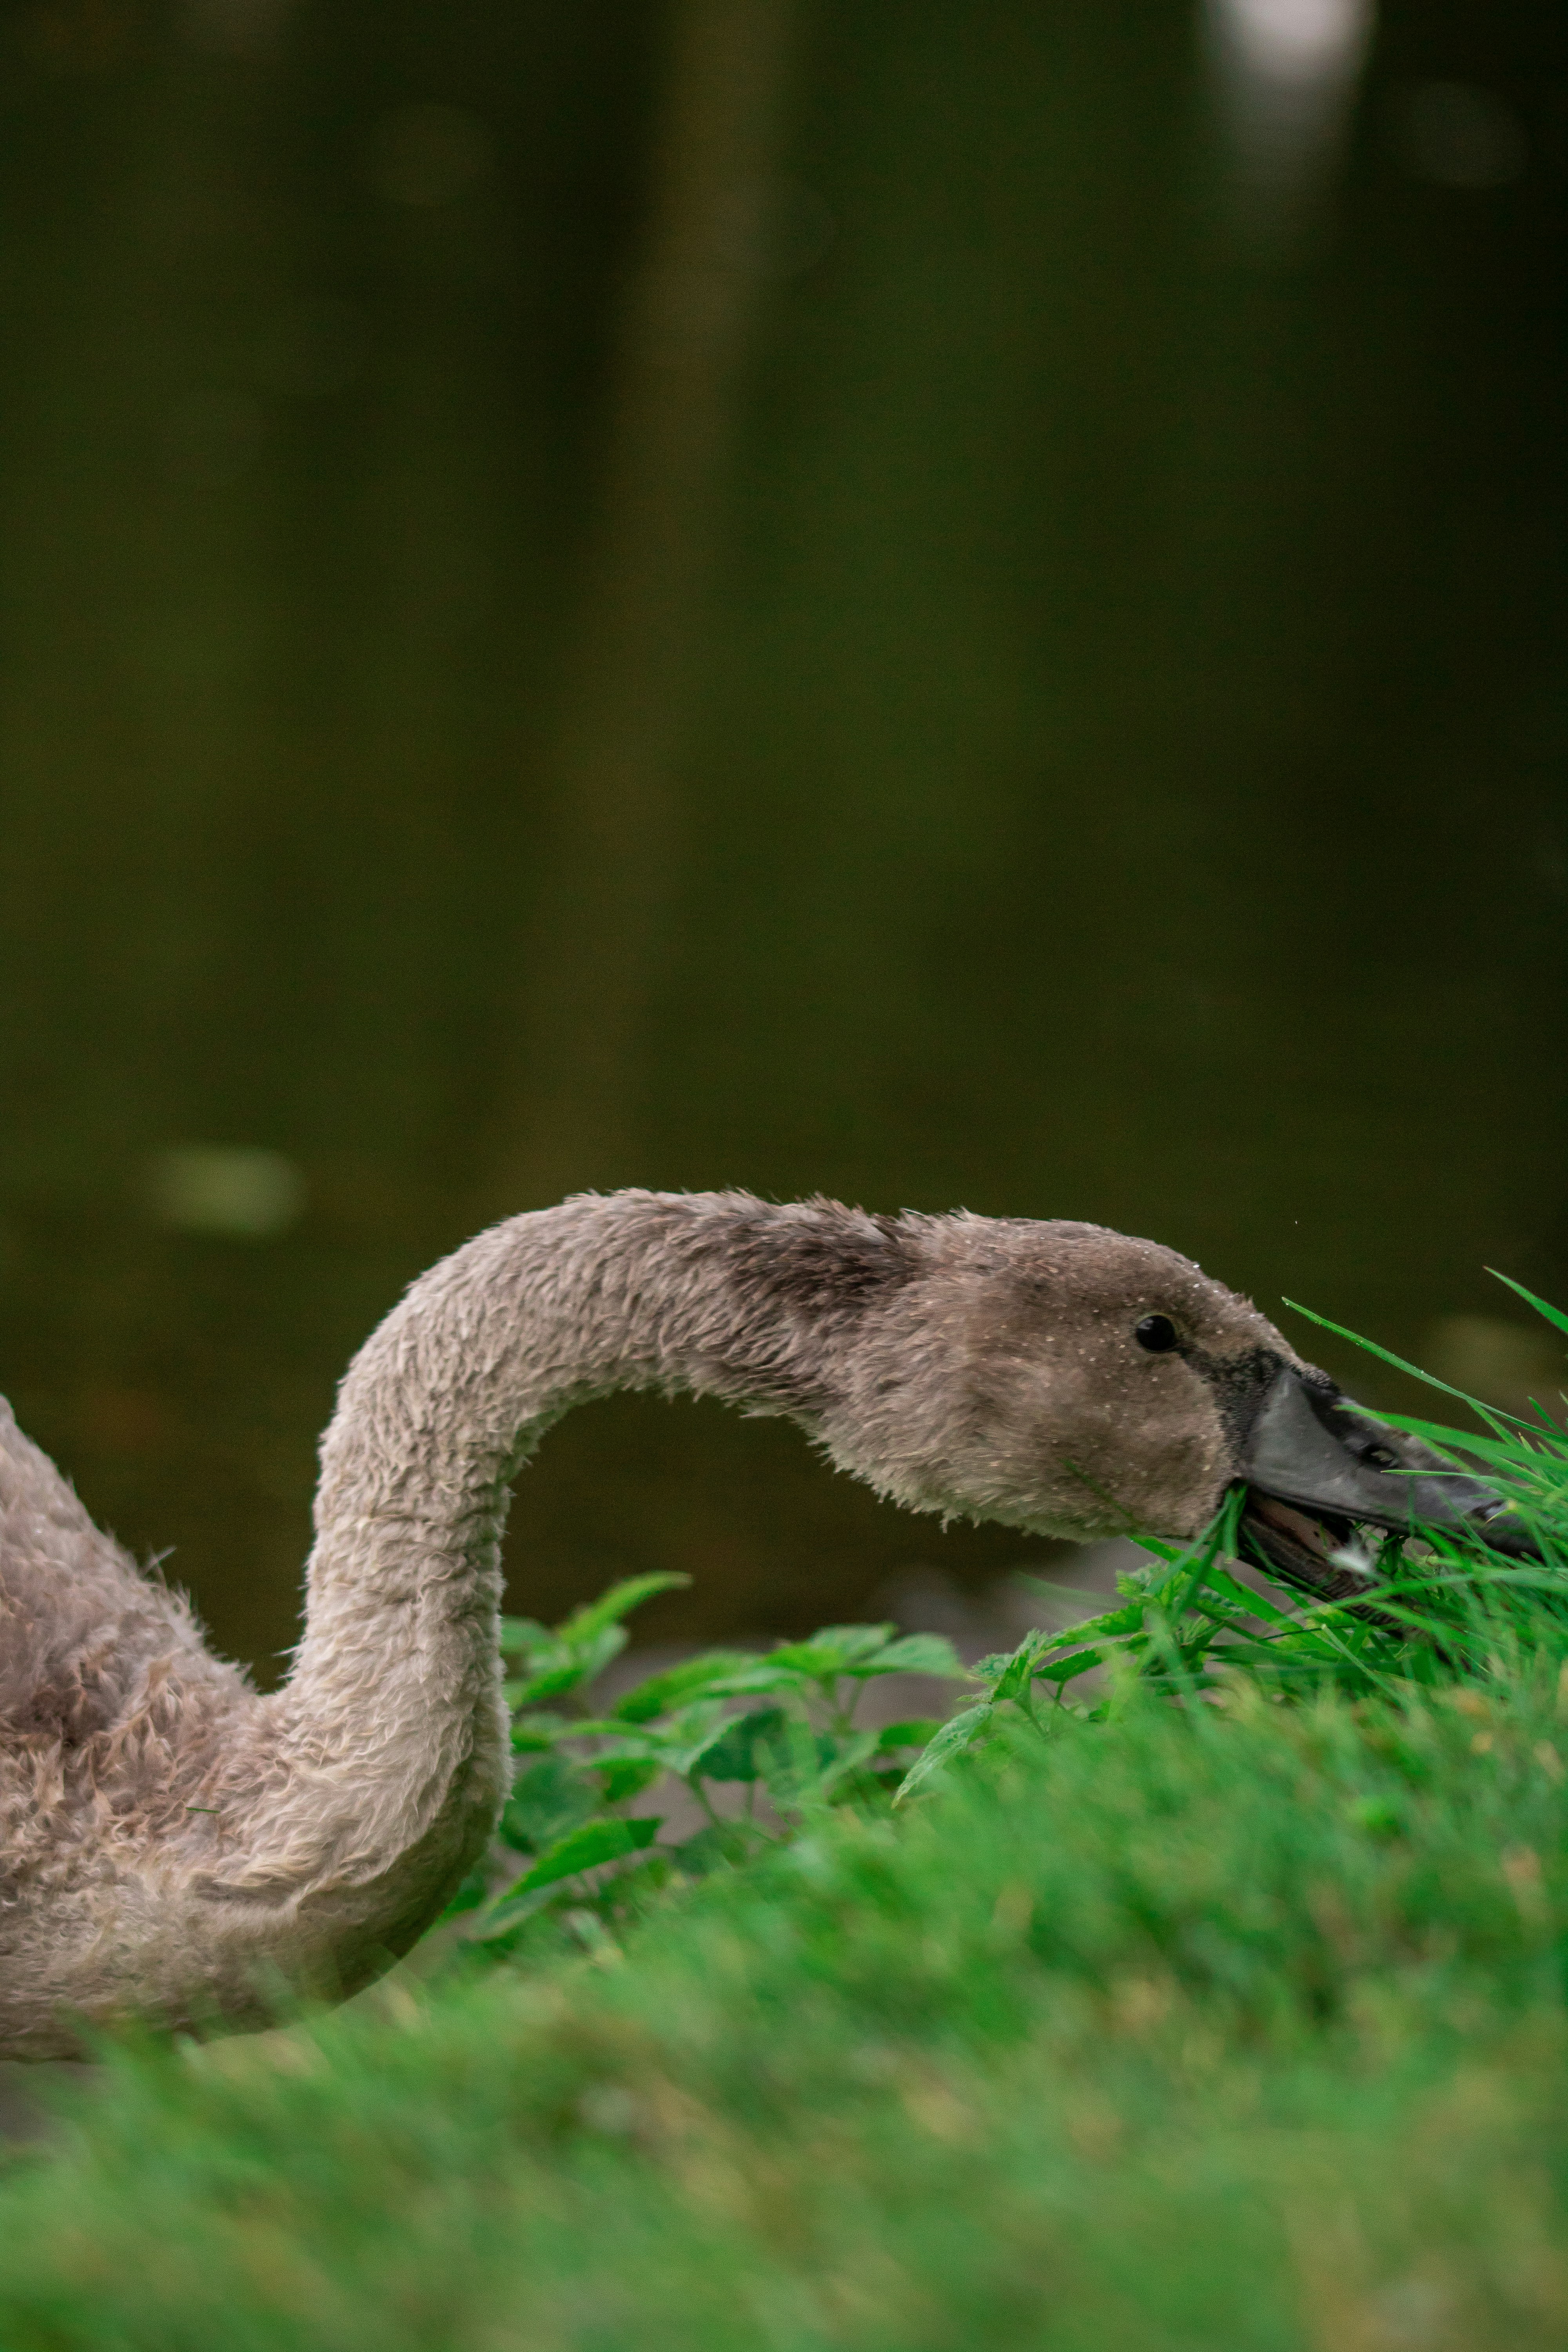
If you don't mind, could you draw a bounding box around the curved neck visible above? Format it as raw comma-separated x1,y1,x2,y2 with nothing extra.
260,1192,907,1922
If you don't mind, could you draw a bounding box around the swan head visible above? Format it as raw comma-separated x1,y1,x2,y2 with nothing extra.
802,1213,1527,1583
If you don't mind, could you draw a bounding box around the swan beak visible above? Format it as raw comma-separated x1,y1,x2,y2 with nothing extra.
1237,1366,1536,1593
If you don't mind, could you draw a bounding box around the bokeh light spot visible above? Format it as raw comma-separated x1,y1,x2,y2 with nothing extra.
1216,0,1372,78
146,1147,305,1240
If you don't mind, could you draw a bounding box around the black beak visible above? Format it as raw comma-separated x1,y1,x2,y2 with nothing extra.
1238,1366,1536,1600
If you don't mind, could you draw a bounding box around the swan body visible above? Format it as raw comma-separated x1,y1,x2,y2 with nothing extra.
0,1189,1478,2056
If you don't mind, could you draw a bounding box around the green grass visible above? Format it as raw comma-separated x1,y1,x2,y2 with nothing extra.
3,1316,1568,2349
7,1667,1568,2348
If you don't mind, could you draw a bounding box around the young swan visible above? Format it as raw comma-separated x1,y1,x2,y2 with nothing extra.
0,1190,1508,2056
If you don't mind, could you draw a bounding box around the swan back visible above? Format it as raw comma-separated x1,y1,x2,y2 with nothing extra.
0,1401,252,1926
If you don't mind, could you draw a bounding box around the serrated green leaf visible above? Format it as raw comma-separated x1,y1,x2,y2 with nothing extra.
555,1724,664,1756
556,1572,691,1648
583,1700,733,1777
673,1822,760,1878
508,1711,577,1753
572,1622,632,1680
844,1632,966,1679
1062,1600,1149,1645
873,1719,942,1753
816,1728,883,1796
501,1815,660,1900
596,1755,661,1806
694,1707,789,1783
505,1660,586,1708
693,1661,820,1699
764,1625,897,1681
1013,1601,1149,1683
991,1629,1053,1705
1032,1639,1145,1686
664,1709,750,1780
507,1623,628,1710
497,1755,599,1855
893,1704,994,1804
753,1717,841,1807
498,1616,553,1659
610,1651,760,1724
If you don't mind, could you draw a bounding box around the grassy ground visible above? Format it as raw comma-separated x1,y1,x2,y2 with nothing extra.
4,1656,1568,2348
3,1339,1567,2350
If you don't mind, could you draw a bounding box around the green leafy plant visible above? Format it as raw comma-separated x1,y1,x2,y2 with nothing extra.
450,1573,963,1951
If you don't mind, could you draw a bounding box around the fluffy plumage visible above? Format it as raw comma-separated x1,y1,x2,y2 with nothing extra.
0,1189,1308,2056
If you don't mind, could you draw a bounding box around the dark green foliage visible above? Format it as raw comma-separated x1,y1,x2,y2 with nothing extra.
454,1583,964,1948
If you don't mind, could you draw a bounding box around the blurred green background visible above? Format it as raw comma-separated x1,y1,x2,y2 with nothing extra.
0,0,1561,1678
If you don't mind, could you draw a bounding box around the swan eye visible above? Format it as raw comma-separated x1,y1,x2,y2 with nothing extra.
1134,1314,1179,1354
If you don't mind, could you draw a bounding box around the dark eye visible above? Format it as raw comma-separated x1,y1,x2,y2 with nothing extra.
1134,1314,1179,1354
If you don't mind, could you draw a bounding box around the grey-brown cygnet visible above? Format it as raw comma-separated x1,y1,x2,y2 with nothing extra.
0,1190,1515,2056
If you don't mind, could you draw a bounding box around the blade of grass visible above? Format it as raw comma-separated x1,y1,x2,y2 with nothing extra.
1281,1300,1512,1421
1487,1270,1568,1344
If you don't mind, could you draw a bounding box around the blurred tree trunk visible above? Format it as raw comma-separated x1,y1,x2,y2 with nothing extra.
479,0,797,1212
